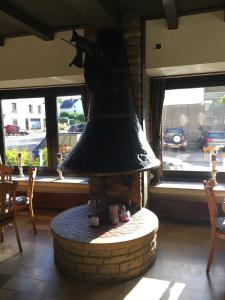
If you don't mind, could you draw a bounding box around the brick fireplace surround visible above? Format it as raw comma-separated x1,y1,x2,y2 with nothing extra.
51,205,158,283
51,173,159,283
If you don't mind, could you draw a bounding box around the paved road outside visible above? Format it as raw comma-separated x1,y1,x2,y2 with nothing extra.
5,132,45,152
163,148,225,172
4,133,225,172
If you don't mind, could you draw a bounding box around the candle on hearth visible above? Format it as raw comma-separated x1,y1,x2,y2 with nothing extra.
222,153,225,171
211,154,216,170
56,153,64,180
210,153,217,184
18,152,24,177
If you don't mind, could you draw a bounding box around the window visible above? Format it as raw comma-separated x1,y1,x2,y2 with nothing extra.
12,119,18,125
2,98,47,168
57,96,85,157
161,75,225,181
29,104,33,113
30,118,41,130
0,86,85,175
12,103,17,113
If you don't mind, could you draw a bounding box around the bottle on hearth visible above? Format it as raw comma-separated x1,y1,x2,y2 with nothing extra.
88,200,92,217
88,200,100,226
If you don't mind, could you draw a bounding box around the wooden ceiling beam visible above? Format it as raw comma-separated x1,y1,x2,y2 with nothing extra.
65,0,119,29
162,0,178,30
0,37,4,47
0,1,54,41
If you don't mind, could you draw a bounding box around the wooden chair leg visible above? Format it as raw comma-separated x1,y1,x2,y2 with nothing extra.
0,226,4,242
31,217,37,235
13,221,22,253
29,207,37,235
206,235,216,274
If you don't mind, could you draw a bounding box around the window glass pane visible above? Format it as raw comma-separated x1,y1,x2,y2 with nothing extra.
57,95,86,158
2,98,48,167
12,103,17,113
162,86,225,172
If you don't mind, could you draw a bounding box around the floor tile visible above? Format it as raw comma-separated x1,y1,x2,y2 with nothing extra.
0,273,12,288
0,209,225,299
2,276,41,293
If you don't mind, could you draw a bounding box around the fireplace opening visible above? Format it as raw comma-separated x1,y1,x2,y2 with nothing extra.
88,174,142,226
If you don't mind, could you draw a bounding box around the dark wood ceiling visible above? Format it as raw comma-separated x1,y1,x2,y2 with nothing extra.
0,0,224,45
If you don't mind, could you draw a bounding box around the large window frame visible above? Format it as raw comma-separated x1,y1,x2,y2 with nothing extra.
162,73,225,183
0,85,85,176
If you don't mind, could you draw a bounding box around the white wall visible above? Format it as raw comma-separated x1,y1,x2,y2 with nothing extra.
0,30,84,87
145,11,225,77
2,98,45,130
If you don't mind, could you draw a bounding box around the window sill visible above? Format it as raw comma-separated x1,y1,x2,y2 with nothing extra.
13,175,89,194
150,181,225,203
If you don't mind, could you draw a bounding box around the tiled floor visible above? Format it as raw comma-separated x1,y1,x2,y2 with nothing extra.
0,209,225,300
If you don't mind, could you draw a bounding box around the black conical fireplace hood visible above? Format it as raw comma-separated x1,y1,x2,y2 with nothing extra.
61,30,160,176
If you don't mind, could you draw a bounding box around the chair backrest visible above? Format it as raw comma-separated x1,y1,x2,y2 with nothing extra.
0,165,13,181
27,167,37,200
0,181,18,221
203,179,217,228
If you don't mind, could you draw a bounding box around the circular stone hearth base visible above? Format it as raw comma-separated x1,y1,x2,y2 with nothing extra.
51,205,158,283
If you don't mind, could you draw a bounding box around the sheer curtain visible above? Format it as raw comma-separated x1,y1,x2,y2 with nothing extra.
149,79,166,184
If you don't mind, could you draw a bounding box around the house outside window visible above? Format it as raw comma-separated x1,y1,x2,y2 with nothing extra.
60,97,83,115
57,95,85,157
38,105,42,114
12,103,17,113
29,104,33,113
2,97,47,168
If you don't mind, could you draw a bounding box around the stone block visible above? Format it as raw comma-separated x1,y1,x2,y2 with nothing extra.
127,46,140,56
122,15,140,30
77,264,97,273
103,253,133,264
82,257,104,265
88,250,112,257
98,264,120,274
125,36,141,46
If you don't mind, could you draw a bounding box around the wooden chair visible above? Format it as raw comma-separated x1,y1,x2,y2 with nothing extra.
203,179,225,273
0,164,13,181
15,167,37,235
0,181,22,252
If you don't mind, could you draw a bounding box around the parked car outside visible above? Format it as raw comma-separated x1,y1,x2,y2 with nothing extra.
163,127,187,151
67,123,86,133
4,125,29,136
199,131,225,150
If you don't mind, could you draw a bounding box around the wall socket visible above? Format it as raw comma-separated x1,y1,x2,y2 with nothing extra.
154,43,161,49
